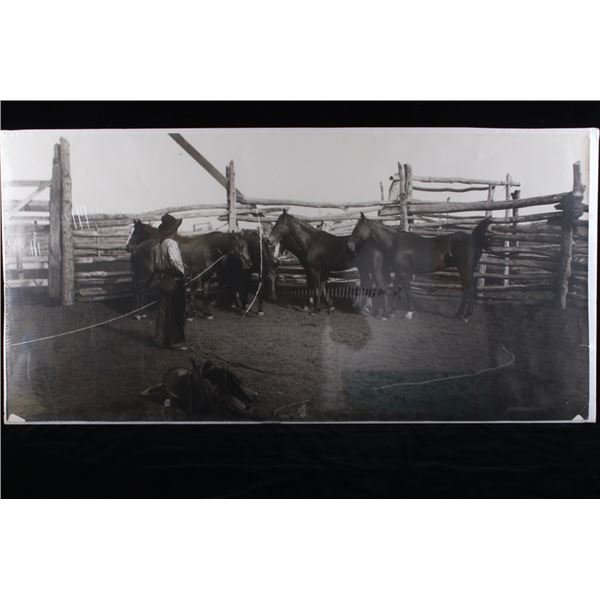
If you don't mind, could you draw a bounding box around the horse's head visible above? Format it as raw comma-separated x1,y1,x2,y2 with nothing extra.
125,219,157,252
267,209,292,259
347,212,372,253
231,232,253,270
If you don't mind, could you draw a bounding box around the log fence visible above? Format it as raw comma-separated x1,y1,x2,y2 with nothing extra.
2,134,590,310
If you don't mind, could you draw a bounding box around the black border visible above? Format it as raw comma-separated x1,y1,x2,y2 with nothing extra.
2,101,599,498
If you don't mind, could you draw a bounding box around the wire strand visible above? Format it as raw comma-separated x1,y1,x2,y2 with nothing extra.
8,255,226,347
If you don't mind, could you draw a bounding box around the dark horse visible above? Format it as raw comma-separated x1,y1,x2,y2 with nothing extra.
125,219,252,318
347,213,491,320
267,209,388,314
217,229,279,315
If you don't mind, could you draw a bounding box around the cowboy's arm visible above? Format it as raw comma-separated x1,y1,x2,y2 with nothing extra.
164,239,185,276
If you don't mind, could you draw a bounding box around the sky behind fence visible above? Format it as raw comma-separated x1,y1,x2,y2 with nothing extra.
1,128,595,216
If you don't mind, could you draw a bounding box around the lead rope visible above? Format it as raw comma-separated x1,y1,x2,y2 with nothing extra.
8,254,226,347
373,339,515,391
242,209,263,317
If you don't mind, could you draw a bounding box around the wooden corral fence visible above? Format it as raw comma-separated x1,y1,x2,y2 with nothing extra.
3,134,590,310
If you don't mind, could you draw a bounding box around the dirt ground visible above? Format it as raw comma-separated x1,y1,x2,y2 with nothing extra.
4,288,591,422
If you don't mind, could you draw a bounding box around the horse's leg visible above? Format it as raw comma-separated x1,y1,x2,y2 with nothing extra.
306,270,320,314
321,281,334,312
201,279,214,319
357,271,371,315
454,255,475,320
456,259,477,321
256,275,265,316
373,270,389,319
398,271,414,319
320,272,335,312
132,274,142,319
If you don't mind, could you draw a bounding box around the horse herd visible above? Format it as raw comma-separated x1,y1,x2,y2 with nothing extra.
125,210,492,322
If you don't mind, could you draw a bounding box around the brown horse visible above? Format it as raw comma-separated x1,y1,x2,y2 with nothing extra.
267,209,389,315
347,213,491,320
125,219,252,318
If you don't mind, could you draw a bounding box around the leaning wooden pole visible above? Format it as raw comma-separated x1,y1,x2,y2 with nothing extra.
48,143,62,301
557,161,584,310
59,137,74,305
227,161,237,232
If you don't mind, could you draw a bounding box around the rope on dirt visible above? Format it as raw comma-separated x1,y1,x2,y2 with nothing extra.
373,339,515,392
8,255,227,348
242,208,263,318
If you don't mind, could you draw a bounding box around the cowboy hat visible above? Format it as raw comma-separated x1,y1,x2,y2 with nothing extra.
158,213,183,237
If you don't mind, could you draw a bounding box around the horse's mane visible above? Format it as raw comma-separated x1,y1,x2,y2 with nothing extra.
285,212,341,238
364,216,397,234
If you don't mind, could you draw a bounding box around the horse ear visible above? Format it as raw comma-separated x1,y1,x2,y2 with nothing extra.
282,208,288,214
360,212,365,220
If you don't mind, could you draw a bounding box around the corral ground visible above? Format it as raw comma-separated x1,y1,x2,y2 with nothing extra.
4,289,591,422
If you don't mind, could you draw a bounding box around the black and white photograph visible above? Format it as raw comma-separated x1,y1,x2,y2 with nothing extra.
2,127,597,423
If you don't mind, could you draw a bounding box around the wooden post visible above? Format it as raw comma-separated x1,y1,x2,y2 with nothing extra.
380,181,384,204
400,163,411,232
48,143,62,301
15,239,24,279
557,161,584,309
503,174,511,286
512,190,520,248
59,137,74,305
478,184,495,292
396,164,405,203
226,161,237,232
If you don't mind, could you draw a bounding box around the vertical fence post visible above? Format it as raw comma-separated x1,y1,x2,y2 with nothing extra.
400,163,411,232
379,181,384,204
557,161,583,310
15,239,24,279
477,184,495,292
511,190,520,248
59,137,74,305
226,160,237,232
48,143,62,301
503,174,512,286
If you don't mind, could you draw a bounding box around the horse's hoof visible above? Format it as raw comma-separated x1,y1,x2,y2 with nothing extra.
257,311,265,317
186,317,193,322
327,306,336,313
405,311,414,320
133,314,143,321
301,306,309,312
206,315,214,321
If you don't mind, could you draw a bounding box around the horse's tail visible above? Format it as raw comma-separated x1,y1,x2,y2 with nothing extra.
471,217,492,252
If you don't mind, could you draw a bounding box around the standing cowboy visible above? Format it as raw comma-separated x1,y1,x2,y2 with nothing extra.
152,213,188,351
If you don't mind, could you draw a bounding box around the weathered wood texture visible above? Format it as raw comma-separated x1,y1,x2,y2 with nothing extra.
10,150,588,309
59,138,75,305
48,144,62,300
227,161,237,231
557,161,584,309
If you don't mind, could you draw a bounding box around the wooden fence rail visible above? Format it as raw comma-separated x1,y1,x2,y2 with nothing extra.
4,136,589,311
